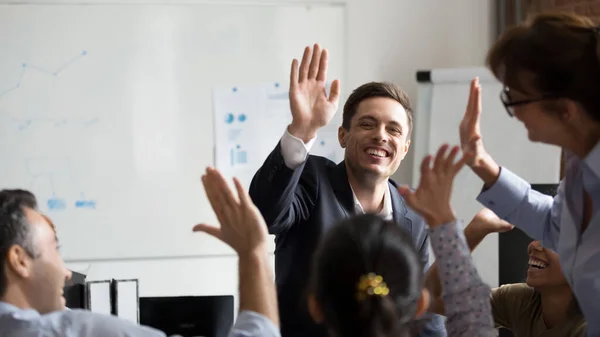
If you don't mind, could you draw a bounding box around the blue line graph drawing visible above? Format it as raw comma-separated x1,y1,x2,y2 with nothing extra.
0,50,98,131
0,50,87,99
24,157,96,211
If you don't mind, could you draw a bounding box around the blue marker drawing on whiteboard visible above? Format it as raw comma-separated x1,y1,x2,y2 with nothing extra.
26,159,68,211
24,157,93,211
83,117,99,127
75,193,96,209
225,113,235,124
54,118,68,127
75,199,96,209
238,114,247,122
230,145,247,166
11,116,99,132
16,119,33,131
0,50,88,99
47,196,67,211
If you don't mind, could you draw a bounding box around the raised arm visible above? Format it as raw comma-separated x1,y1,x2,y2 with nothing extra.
459,78,561,249
194,168,280,337
249,44,340,234
399,145,495,337
425,209,514,314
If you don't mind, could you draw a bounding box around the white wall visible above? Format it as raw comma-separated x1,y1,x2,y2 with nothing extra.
342,0,496,185
52,0,495,309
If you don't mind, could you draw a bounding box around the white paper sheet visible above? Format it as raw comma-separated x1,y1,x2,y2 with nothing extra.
87,281,112,315
213,82,343,183
115,279,139,323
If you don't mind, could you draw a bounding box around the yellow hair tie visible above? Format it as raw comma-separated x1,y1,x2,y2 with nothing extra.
356,273,390,301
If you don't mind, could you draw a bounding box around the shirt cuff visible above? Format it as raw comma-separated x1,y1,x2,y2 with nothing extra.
279,128,316,169
476,167,530,219
228,311,280,337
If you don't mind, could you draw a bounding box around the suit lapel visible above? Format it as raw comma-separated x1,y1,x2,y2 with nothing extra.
330,161,356,217
388,180,413,235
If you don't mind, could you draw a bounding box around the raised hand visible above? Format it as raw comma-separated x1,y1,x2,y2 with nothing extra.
288,44,341,142
459,78,487,167
459,78,501,185
398,144,469,227
193,168,268,256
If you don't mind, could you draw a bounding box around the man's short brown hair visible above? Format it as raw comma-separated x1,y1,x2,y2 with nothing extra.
342,82,413,138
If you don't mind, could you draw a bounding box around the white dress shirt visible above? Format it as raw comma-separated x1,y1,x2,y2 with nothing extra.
0,302,279,337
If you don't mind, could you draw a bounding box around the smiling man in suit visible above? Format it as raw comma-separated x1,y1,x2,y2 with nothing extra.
249,44,446,337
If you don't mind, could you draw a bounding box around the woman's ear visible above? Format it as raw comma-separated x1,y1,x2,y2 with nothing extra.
415,288,431,318
307,294,324,323
556,98,584,123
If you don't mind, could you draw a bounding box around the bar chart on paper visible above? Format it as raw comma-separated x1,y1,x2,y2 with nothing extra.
213,81,344,187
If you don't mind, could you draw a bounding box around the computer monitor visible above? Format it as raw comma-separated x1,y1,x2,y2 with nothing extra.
139,295,234,337
64,270,86,309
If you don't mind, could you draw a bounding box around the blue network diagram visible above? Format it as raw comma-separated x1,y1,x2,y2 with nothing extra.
0,50,100,211
24,158,97,212
0,50,98,131
0,50,87,99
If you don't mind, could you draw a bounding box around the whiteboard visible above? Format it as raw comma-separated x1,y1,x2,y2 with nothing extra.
0,3,345,260
413,67,561,287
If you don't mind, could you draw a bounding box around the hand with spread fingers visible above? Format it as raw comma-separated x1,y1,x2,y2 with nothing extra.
459,78,501,185
193,167,268,256
288,43,341,142
398,144,469,228
459,78,487,167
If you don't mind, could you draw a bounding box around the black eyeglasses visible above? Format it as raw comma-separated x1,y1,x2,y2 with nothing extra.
500,87,560,117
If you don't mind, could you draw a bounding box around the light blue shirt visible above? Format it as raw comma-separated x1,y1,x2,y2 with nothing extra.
477,145,600,336
0,301,280,337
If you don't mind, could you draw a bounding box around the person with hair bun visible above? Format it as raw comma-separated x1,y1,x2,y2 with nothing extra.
460,12,600,335
306,145,495,337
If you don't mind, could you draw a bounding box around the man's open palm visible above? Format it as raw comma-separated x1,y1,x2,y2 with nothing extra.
289,44,340,135
193,168,268,256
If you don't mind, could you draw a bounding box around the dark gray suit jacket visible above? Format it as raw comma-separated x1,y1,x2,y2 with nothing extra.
249,142,446,337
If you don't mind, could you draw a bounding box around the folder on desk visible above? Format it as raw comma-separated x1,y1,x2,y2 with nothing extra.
111,278,140,323
85,280,112,315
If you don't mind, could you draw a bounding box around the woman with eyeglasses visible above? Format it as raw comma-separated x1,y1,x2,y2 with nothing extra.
459,12,600,335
